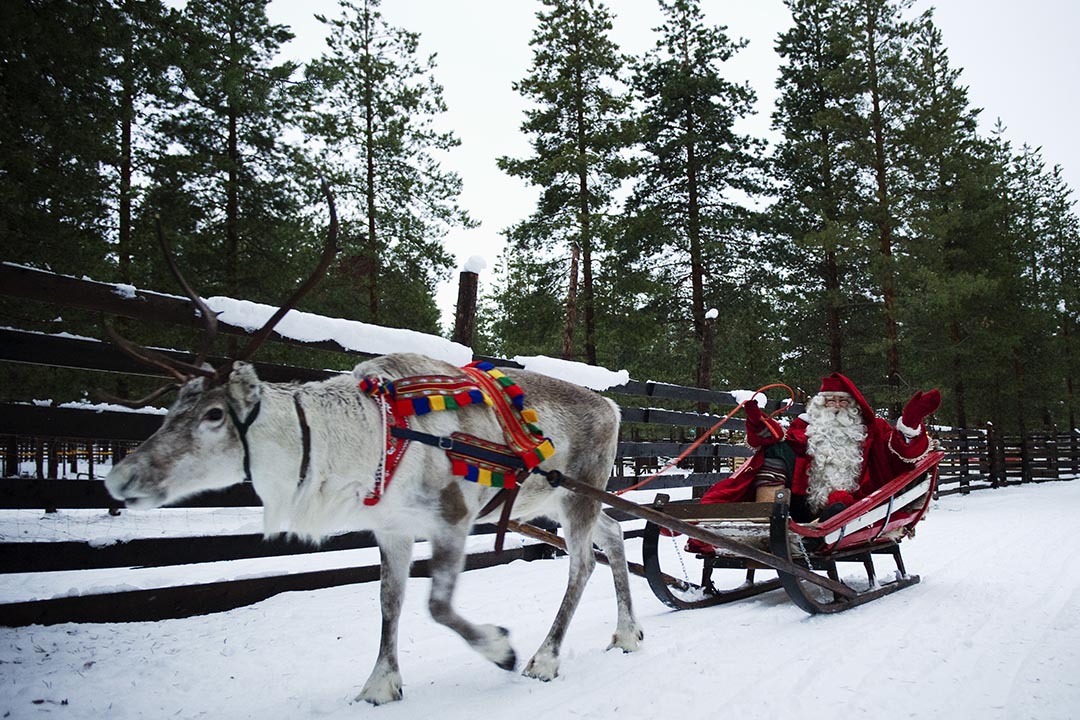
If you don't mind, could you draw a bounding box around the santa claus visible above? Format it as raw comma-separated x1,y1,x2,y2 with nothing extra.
694,373,940,525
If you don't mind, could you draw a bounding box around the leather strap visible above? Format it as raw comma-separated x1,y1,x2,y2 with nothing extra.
294,394,311,486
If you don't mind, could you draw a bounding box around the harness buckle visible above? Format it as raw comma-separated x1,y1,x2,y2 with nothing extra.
438,436,454,450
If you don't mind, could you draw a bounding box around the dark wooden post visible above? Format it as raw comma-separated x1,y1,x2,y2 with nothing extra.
959,429,971,494
2,437,14,477
87,440,95,480
987,422,1002,488
1020,432,1032,485
47,440,59,479
451,269,480,348
1048,426,1059,481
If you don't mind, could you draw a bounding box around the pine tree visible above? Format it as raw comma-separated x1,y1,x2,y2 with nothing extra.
305,0,472,331
497,0,633,364
629,0,763,389
894,12,1006,428
768,0,868,382
148,0,310,307
0,1,117,277
106,0,183,286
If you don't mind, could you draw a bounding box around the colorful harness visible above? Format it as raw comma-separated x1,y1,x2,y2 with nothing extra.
357,361,556,508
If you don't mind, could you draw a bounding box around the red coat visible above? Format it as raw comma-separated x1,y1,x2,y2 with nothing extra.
699,412,930,506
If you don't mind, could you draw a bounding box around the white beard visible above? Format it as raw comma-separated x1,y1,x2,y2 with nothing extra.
805,398,868,513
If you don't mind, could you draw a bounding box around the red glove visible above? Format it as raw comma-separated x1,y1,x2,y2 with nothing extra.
820,490,855,521
743,396,764,425
901,389,941,431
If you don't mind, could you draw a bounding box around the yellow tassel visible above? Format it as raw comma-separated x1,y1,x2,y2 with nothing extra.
536,439,555,459
521,408,539,424
428,395,446,412
477,468,493,486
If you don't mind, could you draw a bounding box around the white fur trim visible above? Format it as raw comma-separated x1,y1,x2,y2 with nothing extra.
896,416,922,438
889,435,931,464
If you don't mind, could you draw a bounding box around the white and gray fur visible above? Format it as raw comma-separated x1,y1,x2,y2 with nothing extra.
105,352,643,705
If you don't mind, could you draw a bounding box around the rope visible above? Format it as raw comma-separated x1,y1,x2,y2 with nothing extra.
614,382,795,496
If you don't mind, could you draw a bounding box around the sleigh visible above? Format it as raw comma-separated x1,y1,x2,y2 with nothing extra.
540,449,942,615
637,450,943,613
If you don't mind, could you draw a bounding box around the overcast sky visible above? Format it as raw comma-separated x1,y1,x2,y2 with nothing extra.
265,0,1080,325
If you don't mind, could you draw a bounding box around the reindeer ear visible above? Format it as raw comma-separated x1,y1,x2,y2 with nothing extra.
228,362,262,410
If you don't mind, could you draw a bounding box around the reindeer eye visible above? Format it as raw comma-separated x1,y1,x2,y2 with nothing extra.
204,407,225,423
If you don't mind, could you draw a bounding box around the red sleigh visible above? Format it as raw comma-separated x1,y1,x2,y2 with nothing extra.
638,450,943,614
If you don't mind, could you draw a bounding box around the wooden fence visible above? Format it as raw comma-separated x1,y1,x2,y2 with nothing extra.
1,263,1076,627
934,425,1080,495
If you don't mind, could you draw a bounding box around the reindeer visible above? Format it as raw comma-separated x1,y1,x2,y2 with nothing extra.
103,189,643,705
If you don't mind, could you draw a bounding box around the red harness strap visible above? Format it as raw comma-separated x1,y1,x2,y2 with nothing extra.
362,390,411,507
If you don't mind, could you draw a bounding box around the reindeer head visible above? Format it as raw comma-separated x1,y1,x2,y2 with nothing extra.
106,364,264,508
104,185,338,509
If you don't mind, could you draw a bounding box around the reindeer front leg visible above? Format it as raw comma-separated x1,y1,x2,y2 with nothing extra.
357,533,413,705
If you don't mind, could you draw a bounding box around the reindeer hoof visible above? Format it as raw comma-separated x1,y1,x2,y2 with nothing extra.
476,624,516,671
357,670,403,705
608,625,644,653
522,652,559,682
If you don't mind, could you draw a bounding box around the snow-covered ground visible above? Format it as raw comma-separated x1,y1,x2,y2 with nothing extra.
2,481,1079,719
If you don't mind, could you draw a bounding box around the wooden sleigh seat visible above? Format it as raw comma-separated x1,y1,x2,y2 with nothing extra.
642,450,944,614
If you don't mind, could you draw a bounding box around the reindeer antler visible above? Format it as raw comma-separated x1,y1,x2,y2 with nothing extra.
100,182,339,405
155,215,219,373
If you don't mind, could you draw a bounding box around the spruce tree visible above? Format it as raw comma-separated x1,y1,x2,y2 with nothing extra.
497,0,633,364
0,1,117,277
895,13,1005,428
148,0,309,306
305,0,472,332
629,0,763,389
769,0,867,382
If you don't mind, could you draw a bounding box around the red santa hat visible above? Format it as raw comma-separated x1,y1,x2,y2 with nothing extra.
818,372,876,424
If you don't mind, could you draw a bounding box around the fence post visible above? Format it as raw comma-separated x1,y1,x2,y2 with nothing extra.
1047,426,1059,481
1020,432,1032,484
451,267,480,348
987,422,1002,488
959,429,971,494
2,437,14,477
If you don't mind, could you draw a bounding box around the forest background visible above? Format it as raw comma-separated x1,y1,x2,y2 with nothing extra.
2,0,1078,434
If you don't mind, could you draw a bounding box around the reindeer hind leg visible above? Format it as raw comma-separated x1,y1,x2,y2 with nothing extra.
593,511,644,652
427,523,517,671
522,494,600,681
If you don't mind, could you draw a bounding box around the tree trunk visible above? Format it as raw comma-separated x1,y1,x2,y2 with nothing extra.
562,243,580,361
118,41,133,286
950,320,968,428
225,19,241,355
363,4,379,324
865,5,902,413
573,14,597,365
